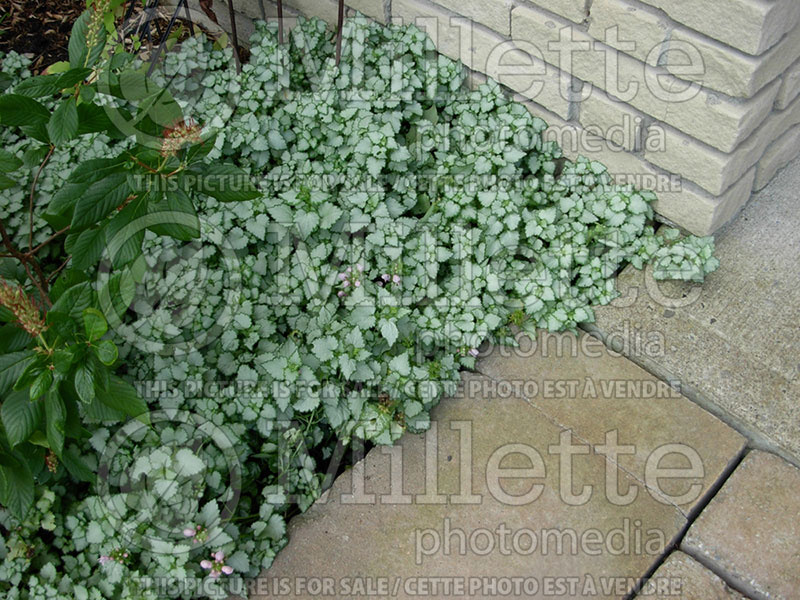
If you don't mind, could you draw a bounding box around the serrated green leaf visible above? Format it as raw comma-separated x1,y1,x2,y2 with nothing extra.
380,320,398,346
0,172,18,191
73,364,95,404
0,94,50,128
29,369,53,401
70,227,107,270
13,75,61,98
389,353,411,377
82,308,108,341
0,456,34,519
1,390,44,447
94,340,118,366
0,149,22,173
71,173,131,229
196,164,260,202
68,11,91,68
95,375,148,423
46,99,79,145
61,448,95,483
147,189,200,241
45,389,66,456
0,351,35,397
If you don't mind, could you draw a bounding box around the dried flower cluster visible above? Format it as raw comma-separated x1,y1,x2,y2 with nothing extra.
160,118,203,158
0,278,47,336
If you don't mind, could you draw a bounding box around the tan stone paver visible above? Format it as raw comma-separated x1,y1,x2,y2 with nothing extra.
587,157,800,463
478,331,747,516
258,365,745,599
635,551,748,599
682,451,800,600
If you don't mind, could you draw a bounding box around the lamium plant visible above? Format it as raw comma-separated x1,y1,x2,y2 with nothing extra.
0,7,719,600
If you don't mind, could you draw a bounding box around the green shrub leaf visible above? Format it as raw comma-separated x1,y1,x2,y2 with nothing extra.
1,390,44,447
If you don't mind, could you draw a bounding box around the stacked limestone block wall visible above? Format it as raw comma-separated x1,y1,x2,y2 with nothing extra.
202,0,800,236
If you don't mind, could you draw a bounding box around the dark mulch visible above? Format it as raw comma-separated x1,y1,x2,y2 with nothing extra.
0,0,86,72
1,1,240,74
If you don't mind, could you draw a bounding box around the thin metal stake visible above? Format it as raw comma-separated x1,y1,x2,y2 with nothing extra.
226,0,242,73
183,0,194,35
147,0,184,77
335,0,344,65
277,0,284,45
140,0,162,42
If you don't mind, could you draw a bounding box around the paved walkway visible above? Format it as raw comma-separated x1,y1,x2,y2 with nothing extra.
587,154,800,466
256,158,800,599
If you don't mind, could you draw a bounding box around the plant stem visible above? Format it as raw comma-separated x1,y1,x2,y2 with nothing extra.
26,226,70,257
47,257,71,283
37,334,51,353
0,218,52,306
29,146,54,253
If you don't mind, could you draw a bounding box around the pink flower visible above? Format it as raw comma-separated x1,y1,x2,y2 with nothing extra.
343,280,350,288
354,281,361,287
99,548,130,566
338,291,346,298
338,272,347,280
183,524,208,544
357,264,364,272
469,348,479,357
381,274,390,282
392,274,401,284
201,550,234,578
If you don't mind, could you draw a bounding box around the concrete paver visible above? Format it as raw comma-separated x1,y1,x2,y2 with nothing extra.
477,331,747,516
258,366,746,598
588,155,800,464
635,551,748,599
682,451,800,600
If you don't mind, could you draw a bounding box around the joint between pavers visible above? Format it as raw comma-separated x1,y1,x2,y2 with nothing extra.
680,539,769,600
682,446,747,525
625,446,747,600
630,449,749,599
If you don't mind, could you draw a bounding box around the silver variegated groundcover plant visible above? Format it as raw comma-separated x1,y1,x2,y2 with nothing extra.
0,15,717,600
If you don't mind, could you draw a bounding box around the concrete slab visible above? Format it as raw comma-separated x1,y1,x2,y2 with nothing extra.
478,331,747,517
682,450,800,600
257,373,691,599
588,155,800,464
635,551,748,599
